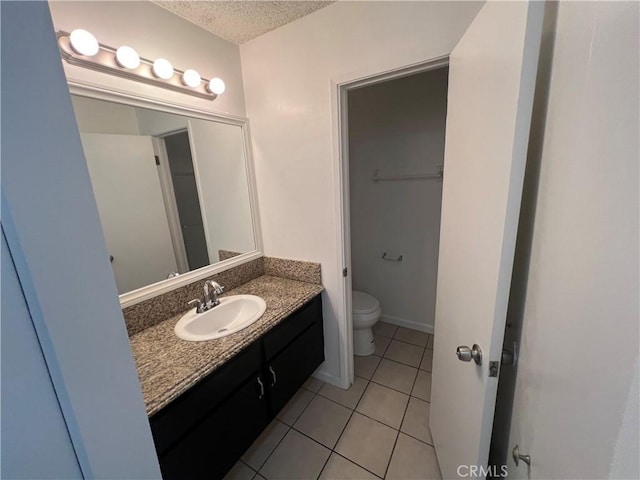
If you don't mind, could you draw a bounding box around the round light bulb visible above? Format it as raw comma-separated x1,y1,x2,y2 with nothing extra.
207,77,226,95
69,29,99,57
152,58,174,80
115,46,140,69
182,69,201,88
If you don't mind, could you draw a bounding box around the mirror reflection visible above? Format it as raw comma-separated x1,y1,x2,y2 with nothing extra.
72,95,256,295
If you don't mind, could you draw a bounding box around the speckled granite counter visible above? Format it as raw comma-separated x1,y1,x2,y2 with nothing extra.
129,274,323,416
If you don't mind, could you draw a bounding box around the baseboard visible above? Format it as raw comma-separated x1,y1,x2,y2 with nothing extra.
380,314,434,335
311,367,343,388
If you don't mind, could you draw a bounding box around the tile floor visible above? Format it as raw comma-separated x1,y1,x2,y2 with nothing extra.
225,323,440,480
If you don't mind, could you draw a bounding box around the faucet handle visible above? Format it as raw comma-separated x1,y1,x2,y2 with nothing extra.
188,298,205,314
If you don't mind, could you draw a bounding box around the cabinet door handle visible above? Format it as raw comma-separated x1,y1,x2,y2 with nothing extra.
269,366,277,387
256,376,265,399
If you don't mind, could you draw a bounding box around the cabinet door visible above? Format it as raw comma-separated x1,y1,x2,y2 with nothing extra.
267,320,324,416
158,374,269,480
151,342,261,456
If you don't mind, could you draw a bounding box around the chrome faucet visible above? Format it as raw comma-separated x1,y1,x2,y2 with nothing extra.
203,280,224,310
188,298,206,314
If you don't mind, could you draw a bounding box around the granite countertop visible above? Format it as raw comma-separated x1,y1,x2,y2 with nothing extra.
129,274,324,416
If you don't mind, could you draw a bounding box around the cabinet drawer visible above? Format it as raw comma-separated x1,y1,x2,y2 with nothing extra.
150,340,261,455
263,295,322,361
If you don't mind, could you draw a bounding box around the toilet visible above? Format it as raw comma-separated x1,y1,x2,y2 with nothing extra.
352,290,382,356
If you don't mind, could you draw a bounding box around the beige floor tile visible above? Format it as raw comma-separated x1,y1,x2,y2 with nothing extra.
224,461,255,480
303,376,325,393
427,334,434,350
411,371,432,402
294,395,352,448
386,433,441,480
318,376,368,409
276,388,314,425
319,453,379,480
394,327,429,348
371,358,418,394
420,348,433,372
384,340,424,367
372,322,398,339
354,355,381,380
356,382,409,429
259,429,330,480
253,476,266,480
241,419,289,470
374,335,391,356
335,413,398,478
400,397,433,445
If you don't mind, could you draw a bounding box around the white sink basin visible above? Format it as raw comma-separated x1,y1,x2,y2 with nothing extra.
174,295,267,341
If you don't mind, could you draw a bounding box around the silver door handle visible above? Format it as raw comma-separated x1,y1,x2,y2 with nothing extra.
269,366,277,387
512,444,531,466
257,377,265,399
456,344,483,365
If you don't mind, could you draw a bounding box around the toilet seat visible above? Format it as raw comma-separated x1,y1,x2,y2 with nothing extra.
353,290,380,315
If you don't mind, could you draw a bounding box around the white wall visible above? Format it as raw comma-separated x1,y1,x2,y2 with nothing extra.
80,133,179,294
508,2,639,478
72,96,140,135
1,2,161,476
135,108,188,136
1,232,82,479
241,1,482,384
48,1,246,117
349,68,448,333
188,119,256,262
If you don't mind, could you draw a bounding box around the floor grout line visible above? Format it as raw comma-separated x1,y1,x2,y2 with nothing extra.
381,342,425,369
399,428,435,448
368,377,416,397
284,379,380,480
382,374,414,480
257,389,319,476
330,450,384,479
254,421,291,474
244,328,435,480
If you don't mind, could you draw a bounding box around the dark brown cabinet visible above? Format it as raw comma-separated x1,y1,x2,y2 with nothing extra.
150,294,324,479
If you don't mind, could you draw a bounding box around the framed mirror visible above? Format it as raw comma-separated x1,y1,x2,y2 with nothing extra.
69,83,262,307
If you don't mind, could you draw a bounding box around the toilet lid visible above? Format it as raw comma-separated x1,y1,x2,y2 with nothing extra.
352,290,380,314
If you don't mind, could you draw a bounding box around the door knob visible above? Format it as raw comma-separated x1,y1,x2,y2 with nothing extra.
456,344,482,365
512,444,531,466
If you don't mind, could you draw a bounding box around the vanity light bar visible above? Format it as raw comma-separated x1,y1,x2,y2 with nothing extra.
57,30,225,101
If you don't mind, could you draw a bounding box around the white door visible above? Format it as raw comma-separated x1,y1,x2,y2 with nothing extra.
429,2,544,478
81,133,178,294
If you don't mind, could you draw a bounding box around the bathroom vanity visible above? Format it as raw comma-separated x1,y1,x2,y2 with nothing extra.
69,83,327,478
128,269,324,480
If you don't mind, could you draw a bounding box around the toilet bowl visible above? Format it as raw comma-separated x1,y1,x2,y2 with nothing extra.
352,290,382,356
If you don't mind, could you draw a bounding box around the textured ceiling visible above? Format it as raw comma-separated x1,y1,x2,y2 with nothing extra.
152,1,334,45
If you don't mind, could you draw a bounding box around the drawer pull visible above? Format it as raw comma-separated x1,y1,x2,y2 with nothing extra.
269,366,277,387
256,377,265,399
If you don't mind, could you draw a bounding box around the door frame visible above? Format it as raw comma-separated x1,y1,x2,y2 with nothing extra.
153,131,190,274
331,56,449,388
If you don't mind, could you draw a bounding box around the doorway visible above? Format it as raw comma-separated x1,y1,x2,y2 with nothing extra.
348,67,448,336
334,56,450,388
161,130,210,271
